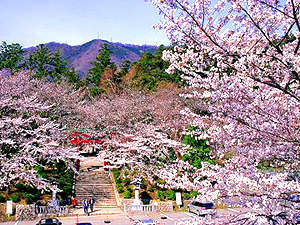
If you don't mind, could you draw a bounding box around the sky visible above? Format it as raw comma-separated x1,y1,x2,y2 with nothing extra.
0,0,170,47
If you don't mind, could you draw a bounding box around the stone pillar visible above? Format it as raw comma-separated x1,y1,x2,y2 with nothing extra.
133,187,142,205
52,189,57,200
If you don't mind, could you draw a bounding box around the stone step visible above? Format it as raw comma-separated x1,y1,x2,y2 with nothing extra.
77,173,110,177
75,184,112,187
76,175,111,178
76,179,111,182
79,202,117,206
76,189,114,192
75,190,115,194
76,177,111,179
78,202,117,205
74,167,117,208
77,174,110,177
77,184,112,185
95,205,118,207
95,203,118,206
77,178,111,181
76,185,112,187
75,189,115,193
75,190,114,193
76,196,115,200
76,195,115,198
75,187,114,190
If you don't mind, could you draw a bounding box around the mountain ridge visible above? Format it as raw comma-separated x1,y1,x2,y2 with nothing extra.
25,39,158,77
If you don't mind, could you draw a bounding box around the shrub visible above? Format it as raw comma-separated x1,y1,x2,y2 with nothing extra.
115,178,122,185
156,190,165,201
24,193,35,204
122,190,132,199
89,86,105,97
0,193,6,203
140,179,147,190
183,192,191,200
148,186,154,192
165,190,176,200
112,169,120,179
10,192,20,202
125,185,132,192
190,190,198,198
58,170,74,199
14,182,25,191
154,179,166,189
123,178,131,185
116,183,124,193
140,191,152,205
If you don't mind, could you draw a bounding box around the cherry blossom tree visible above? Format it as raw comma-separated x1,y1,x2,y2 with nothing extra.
148,0,299,222
0,71,79,190
73,85,188,137
109,0,300,223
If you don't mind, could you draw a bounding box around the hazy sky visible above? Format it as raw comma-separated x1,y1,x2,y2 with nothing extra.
0,0,169,47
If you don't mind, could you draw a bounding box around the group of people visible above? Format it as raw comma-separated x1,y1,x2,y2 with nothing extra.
71,196,95,215
82,198,95,215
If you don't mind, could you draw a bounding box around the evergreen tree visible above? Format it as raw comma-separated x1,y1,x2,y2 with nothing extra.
49,50,69,82
65,68,82,88
114,59,131,83
133,45,182,90
0,42,24,74
27,45,81,86
86,43,115,87
27,44,52,79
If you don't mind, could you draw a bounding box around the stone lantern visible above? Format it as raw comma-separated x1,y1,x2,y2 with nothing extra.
132,176,143,206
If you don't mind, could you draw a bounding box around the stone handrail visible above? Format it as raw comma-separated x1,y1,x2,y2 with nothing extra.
124,204,158,212
175,218,204,225
35,206,69,216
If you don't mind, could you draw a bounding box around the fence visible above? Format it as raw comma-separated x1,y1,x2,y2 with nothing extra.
35,206,69,216
124,204,158,212
175,217,212,225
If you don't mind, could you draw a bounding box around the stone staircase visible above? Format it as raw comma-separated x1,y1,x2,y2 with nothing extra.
75,168,118,209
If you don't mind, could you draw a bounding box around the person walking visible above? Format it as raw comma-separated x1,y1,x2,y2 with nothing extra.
89,198,94,213
72,196,77,209
82,199,89,216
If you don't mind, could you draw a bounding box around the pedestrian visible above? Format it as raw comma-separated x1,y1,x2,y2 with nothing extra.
72,196,78,209
89,198,94,212
83,199,89,216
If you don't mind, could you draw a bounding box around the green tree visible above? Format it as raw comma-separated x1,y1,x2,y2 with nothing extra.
86,43,115,88
49,50,69,82
27,45,81,86
181,126,214,168
114,59,131,84
165,190,176,200
27,44,52,79
65,68,82,87
156,190,165,201
132,45,182,90
0,42,24,74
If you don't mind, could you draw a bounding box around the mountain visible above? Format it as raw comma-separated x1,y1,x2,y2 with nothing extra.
25,39,158,77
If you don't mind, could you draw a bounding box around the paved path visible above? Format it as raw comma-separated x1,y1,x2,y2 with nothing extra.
71,206,124,216
0,209,246,225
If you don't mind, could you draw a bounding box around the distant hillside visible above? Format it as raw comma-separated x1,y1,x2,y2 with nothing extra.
25,39,158,77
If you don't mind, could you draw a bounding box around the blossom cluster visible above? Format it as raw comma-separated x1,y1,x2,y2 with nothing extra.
0,71,79,190
148,0,300,221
